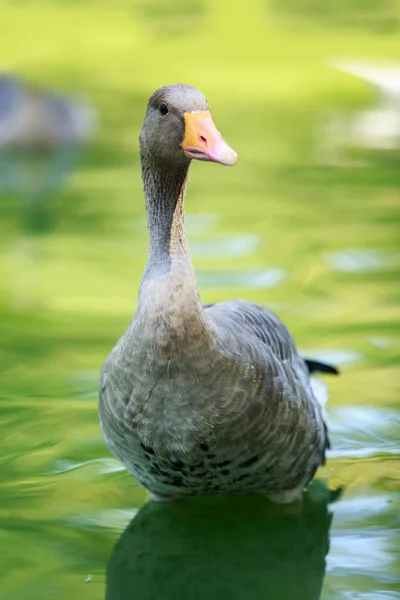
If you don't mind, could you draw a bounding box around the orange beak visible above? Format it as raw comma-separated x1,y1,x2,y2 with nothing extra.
180,110,237,166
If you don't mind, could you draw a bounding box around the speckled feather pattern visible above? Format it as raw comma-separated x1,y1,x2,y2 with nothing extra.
100,287,329,500
99,85,331,502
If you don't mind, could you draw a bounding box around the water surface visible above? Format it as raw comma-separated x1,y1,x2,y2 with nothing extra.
0,1,399,598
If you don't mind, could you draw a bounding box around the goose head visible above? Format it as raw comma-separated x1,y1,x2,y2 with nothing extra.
139,84,237,167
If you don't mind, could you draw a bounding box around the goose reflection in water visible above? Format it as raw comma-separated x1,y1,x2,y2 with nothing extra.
106,483,339,600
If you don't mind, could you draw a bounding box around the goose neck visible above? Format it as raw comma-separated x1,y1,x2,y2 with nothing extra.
142,156,191,277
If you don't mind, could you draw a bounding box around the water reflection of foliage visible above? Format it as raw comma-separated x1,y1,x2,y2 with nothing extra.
270,0,399,33
135,0,204,36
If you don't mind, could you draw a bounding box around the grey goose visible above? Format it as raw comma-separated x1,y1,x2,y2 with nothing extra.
99,84,338,503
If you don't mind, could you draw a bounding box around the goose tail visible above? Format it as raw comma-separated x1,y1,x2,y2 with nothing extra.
304,359,339,376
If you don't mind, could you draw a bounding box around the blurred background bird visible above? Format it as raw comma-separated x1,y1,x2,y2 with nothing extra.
0,73,95,231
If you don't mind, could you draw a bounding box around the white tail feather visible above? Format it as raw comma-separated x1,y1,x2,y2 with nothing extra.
310,377,330,426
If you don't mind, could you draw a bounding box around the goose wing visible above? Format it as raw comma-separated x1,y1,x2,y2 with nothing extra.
205,300,298,364
205,301,339,376
204,300,333,469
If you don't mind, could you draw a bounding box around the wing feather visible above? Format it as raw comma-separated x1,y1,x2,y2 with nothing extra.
204,300,331,466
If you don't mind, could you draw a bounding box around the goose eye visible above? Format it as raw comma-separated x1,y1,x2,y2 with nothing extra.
159,102,168,116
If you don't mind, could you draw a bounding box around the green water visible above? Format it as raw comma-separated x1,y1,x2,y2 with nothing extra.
1,1,399,598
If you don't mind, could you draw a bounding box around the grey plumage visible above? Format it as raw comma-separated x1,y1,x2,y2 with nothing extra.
99,84,335,503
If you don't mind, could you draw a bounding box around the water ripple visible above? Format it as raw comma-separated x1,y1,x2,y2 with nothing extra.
197,267,286,289
51,458,125,475
190,234,259,258
67,508,137,530
327,249,399,273
328,406,400,459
